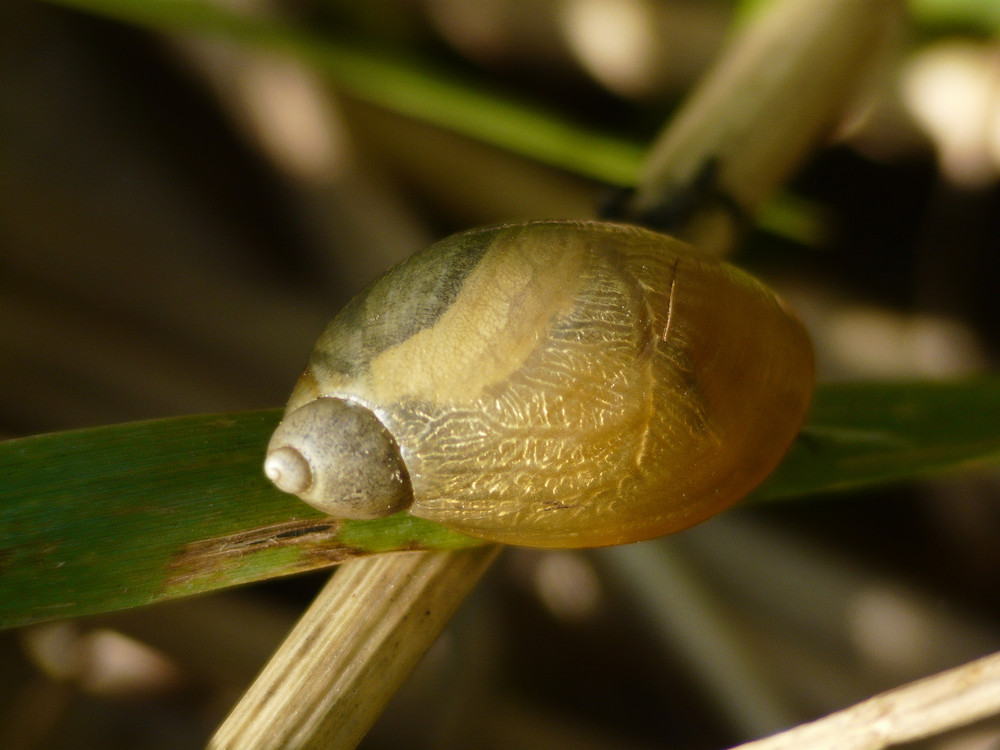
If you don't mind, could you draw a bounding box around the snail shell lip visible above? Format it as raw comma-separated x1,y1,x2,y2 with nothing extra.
264,446,313,495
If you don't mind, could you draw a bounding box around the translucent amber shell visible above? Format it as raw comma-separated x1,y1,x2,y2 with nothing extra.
281,220,814,548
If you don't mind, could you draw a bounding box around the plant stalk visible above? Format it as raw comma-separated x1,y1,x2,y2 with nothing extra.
623,0,901,256
209,546,499,749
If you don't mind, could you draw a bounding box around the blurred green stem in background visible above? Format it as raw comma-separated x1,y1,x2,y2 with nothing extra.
36,0,839,246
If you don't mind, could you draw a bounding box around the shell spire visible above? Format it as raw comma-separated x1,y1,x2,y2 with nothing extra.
265,398,412,520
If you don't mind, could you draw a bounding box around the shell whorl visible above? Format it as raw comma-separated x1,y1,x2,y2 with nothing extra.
265,397,412,520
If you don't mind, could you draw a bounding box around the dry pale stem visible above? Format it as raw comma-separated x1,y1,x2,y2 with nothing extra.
729,649,1000,750
629,0,902,255
209,546,500,750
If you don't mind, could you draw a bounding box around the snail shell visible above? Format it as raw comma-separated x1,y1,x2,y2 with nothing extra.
265,220,813,548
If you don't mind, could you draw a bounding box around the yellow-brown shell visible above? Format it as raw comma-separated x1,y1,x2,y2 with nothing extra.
268,220,813,548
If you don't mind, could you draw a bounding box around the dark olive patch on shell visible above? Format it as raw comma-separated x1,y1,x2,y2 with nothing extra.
312,228,496,378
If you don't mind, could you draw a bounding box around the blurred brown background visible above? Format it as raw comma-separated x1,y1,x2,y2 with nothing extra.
3,1,1000,748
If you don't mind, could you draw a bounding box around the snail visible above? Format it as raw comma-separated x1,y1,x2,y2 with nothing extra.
264,220,813,548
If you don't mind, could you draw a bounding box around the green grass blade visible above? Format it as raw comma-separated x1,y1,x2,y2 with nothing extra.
0,411,479,630
3,379,1000,629
755,379,1000,500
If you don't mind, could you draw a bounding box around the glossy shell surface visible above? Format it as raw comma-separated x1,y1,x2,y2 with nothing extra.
283,220,813,548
